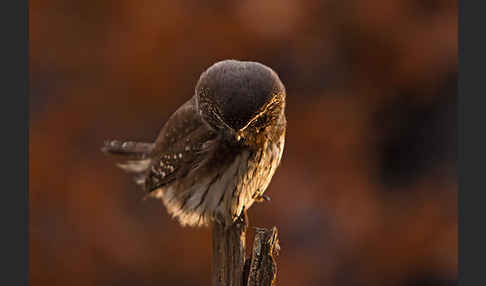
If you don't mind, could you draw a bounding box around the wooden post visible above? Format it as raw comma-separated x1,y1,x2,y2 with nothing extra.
211,212,280,286
212,214,248,286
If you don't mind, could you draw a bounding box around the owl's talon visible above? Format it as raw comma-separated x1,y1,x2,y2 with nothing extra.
255,194,271,203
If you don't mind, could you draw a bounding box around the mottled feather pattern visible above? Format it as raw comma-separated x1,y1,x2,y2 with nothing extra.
154,118,285,227
144,97,218,192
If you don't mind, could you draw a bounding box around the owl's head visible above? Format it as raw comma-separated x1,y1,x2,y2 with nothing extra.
196,60,286,141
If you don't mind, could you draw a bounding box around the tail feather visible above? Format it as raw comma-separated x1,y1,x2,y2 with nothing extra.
116,159,151,173
102,140,154,160
102,140,154,187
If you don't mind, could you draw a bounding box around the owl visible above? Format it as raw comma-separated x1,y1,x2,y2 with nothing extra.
103,60,286,227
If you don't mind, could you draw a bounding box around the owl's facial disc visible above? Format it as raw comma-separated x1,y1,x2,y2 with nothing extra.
235,93,282,132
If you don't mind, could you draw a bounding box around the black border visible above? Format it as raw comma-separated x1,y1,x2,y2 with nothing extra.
1,0,29,285
458,0,485,285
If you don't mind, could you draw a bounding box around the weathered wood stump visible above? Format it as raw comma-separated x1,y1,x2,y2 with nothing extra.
212,212,280,286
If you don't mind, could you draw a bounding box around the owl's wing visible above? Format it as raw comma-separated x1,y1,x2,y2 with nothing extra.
145,96,219,192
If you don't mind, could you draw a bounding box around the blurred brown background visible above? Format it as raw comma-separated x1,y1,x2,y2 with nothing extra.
30,0,457,285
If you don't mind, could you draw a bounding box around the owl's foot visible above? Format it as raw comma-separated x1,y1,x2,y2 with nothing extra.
254,194,271,203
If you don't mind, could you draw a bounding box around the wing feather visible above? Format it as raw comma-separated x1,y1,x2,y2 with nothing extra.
145,97,219,192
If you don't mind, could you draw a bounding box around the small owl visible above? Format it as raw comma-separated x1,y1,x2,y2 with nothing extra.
103,60,286,227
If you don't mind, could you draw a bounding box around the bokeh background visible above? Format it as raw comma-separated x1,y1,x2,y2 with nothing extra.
30,0,457,285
